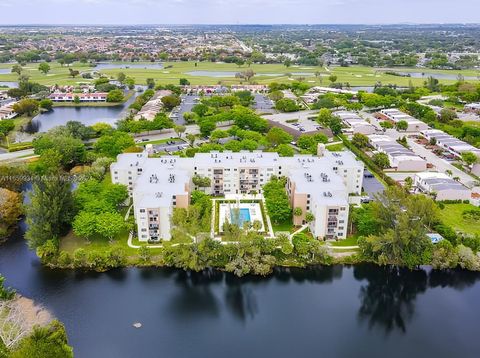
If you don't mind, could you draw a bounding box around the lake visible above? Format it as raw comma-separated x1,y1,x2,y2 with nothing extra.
1,220,480,358
0,81,18,88
396,71,478,81
185,71,318,78
29,88,141,132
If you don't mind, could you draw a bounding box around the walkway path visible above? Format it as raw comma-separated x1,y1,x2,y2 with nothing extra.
326,245,359,250
289,224,309,240
0,148,35,162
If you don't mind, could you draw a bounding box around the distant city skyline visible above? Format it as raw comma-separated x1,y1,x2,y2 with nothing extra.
0,0,479,25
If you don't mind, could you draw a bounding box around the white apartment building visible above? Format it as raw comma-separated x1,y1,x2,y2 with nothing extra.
48,92,108,102
380,108,429,132
111,149,364,242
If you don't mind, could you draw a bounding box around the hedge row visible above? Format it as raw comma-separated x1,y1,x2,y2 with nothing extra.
339,134,398,187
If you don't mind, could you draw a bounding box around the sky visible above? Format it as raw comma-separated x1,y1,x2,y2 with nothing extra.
0,0,479,25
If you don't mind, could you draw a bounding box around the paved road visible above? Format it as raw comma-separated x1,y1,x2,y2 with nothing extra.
406,137,476,188
0,148,35,162
0,122,234,162
359,110,476,188
263,110,319,122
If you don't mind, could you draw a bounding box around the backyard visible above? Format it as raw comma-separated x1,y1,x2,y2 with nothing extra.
438,203,480,236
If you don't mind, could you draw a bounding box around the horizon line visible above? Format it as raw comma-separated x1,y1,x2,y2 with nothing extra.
1,22,480,27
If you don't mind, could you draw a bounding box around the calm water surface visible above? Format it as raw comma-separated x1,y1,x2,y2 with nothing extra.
94,62,164,71
396,71,478,80
1,221,480,358
29,88,141,132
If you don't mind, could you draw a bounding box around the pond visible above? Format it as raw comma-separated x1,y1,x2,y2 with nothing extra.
185,71,320,78
396,71,478,81
93,62,164,71
1,221,480,358
185,71,284,77
28,88,142,133
0,81,18,88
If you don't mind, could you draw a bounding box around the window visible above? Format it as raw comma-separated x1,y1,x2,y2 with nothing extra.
340,207,346,211
140,209,145,213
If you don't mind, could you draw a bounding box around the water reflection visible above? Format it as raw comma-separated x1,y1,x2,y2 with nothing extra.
428,269,480,290
355,265,427,333
354,265,480,334
167,270,222,319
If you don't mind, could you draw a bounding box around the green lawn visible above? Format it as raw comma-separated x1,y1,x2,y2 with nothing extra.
326,143,345,152
329,235,359,247
1,61,478,87
272,219,295,233
438,203,480,236
59,228,138,255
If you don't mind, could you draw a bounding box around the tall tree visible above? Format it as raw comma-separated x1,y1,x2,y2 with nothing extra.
25,176,75,249
38,62,51,75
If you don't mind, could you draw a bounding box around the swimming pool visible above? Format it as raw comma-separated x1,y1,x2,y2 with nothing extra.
230,208,251,227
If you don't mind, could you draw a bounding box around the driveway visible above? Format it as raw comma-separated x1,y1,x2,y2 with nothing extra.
407,137,477,188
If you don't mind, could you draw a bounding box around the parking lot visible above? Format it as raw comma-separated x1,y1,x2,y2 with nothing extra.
253,93,274,113
362,170,385,198
263,110,331,137
170,94,200,125
141,139,189,154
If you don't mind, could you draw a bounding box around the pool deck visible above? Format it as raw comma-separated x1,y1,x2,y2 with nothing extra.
211,194,275,239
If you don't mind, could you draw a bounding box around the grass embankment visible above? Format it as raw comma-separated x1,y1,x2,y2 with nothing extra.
1,61,478,87
438,203,480,236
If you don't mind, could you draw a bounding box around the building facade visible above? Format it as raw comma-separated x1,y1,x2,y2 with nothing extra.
111,150,364,242
379,108,429,132
368,134,427,171
414,172,471,201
